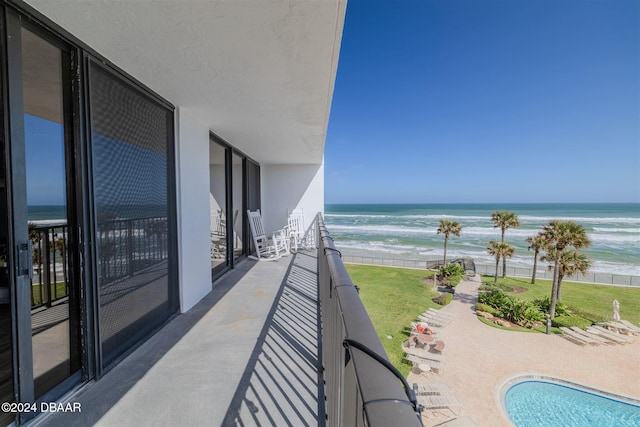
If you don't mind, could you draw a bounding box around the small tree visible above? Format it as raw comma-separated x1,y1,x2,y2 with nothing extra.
437,219,461,265
491,211,520,277
541,248,591,301
539,220,591,319
487,241,514,284
525,233,547,284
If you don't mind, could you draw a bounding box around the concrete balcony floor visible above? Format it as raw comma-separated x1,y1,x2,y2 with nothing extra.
40,250,323,427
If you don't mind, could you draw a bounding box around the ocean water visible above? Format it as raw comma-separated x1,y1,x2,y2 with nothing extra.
324,203,640,277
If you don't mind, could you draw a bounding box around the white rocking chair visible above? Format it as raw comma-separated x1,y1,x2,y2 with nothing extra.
286,208,306,252
247,210,289,260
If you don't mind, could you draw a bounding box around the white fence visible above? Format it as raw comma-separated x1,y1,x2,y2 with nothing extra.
341,254,640,287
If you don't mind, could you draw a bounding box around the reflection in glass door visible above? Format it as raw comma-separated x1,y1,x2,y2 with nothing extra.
20,27,81,399
232,153,244,260
209,141,228,275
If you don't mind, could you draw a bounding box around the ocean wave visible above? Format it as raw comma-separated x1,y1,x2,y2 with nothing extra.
336,242,640,276
592,227,640,233
328,224,640,245
519,215,640,224
326,213,640,224
325,213,492,221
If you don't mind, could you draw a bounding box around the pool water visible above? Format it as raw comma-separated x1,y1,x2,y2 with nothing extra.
505,381,640,427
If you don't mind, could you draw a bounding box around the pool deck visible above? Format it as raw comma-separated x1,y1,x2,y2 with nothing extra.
408,275,640,426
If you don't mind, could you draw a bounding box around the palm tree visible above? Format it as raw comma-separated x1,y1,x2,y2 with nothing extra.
491,211,520,277
437,219,461,265
525,233,547,284
539,220,591,319
487,241,514,284
542,248,591,301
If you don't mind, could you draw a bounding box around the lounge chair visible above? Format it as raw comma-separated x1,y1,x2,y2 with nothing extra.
406,354,445,374
424,308,454,319
569,327,611,345
619,320,640,335
412,382,453,395
559,327,599,345
404,346,445,363
416,394,461,415
418,314,450,327
587,325,634,344
247,210,289,260
600,321,638,336
558,327,590,345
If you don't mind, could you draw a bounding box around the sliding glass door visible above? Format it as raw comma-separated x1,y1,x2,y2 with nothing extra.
2,13,84,419
209,136,260,278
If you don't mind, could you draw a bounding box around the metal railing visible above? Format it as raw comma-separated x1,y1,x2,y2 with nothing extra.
474,263,640,287
97,216,169,284
341,254,640,287
29,222,69,309
317,213,422,427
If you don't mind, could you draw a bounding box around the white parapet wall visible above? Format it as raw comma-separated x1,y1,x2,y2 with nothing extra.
176,107,213,313
261,162,325,234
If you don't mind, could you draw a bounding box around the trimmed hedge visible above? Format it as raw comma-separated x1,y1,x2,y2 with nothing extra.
475,302,499,315
432,293,453,306
552,315,592,329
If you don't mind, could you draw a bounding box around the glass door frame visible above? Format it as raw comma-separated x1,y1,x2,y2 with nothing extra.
3,8,91,421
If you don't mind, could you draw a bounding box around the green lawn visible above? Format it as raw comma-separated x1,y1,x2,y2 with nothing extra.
481,275,640,325
345,263,640,376
344,264,438,376
31,281,68,306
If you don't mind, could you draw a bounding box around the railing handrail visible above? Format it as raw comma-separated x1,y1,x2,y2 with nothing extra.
317,213,422,426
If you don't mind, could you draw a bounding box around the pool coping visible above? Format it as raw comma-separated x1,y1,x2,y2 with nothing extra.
498,373,640,425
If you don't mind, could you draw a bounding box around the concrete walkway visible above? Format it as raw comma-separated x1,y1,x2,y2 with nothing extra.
409,275,640,426
38,251,323,427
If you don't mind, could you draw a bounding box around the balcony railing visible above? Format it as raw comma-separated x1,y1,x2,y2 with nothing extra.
317,214,423,426
29,222,70,309
28,216,169,309
97,216,168,284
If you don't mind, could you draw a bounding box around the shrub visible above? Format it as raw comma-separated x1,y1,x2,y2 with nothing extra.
438,263,465,287
552,315,592,329
478,289,510,310
432,293,453,306
521,306,545,328
532,297,570,316
475,302,498,315
479,284,501,293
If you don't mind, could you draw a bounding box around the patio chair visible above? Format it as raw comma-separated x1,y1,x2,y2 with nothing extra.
247,210,289,261
286,208,306,252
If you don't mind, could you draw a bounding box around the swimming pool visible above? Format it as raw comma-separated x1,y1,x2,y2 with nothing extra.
503,379,640,427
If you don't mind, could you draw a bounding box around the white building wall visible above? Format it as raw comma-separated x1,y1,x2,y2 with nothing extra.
261,161,325,234
176,107,212,312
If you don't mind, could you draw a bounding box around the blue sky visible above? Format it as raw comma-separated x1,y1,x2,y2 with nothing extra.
325,0,640,204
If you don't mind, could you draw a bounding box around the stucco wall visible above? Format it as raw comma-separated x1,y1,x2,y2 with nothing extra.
260,162,325,235
176,107,212,312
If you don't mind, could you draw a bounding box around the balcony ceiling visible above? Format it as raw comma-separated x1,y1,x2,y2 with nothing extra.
24,0,346,164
